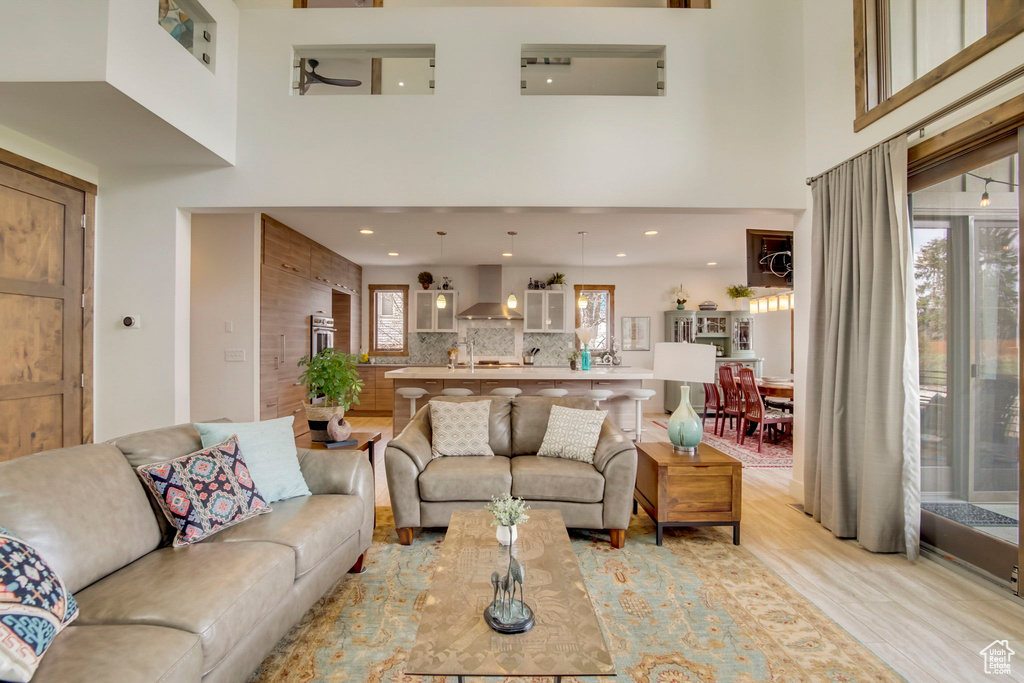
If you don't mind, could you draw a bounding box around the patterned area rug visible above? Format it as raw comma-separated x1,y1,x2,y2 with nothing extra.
653,420,794,468
253,508,899,682
922,502,1018,527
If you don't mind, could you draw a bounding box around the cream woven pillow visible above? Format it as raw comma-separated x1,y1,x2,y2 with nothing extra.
537,405,607,463
429,400,495,458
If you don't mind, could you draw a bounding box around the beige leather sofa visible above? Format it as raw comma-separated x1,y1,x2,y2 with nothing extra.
385,396,638,548
0,422,374,683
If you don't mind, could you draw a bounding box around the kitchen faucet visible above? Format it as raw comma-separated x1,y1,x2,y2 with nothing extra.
455,338,475,372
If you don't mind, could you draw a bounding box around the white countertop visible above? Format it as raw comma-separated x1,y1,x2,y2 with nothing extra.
385,366,654,380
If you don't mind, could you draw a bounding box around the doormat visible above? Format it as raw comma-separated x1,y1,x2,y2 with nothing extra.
922,502,1018,527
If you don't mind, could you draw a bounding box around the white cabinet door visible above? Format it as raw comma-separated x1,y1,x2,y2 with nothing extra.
545,290,567,332
413,290,435,332
524,290,546,332
435,291,457,332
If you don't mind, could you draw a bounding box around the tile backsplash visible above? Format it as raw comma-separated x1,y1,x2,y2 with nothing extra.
523,333,574,366
468,327,515,356
369,328,575,366
371,332,458,364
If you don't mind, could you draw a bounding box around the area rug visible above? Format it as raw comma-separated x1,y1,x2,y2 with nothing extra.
253,508,899,682
922,502,1018,527
653,420,794,468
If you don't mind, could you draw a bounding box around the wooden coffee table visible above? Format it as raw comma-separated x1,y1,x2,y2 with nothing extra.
405,509,615,681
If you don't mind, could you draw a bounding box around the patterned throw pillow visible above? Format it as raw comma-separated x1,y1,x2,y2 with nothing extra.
537,405,608,464
429,400,495,458
0,527,78,683
136,436,271,547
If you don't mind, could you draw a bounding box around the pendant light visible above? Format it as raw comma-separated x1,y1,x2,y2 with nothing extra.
577,231,588,310
505,231,518,309
981,179,991,207
436,231,447,309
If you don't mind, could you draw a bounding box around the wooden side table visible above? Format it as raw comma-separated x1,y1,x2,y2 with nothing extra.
633,441,742,546
296,431,382,526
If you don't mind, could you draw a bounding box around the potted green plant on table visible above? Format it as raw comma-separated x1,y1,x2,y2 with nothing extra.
726,284,756,312
418,271,434,289
298,348,364,442
547,272,566,291
566,349,581,370
486,493,530,546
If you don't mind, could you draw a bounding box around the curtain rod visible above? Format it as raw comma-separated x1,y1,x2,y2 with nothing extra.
805,63,1024,186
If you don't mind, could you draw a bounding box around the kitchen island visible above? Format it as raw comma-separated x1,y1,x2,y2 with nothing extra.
386,366,654,436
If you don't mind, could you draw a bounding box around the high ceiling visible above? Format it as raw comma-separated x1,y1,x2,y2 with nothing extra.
261,207,797,268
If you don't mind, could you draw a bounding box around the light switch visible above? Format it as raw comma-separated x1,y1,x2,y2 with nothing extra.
225,321,233,333
225,349,245,362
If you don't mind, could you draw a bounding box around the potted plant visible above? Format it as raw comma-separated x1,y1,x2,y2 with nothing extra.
297,348,364,442
670,285,689,310
418,271,434,290
547,272,566,291
726,284,756,311
566,349,581,370
486,493,530,546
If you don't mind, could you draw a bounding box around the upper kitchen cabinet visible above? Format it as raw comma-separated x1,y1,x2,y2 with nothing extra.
310,243,334,288
262,215,311,279
413,290,458,332
523,289,567,333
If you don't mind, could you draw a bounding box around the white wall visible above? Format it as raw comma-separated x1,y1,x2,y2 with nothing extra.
0,1,109,82
0,123,100,185
190,214,261,422
361,262,795,412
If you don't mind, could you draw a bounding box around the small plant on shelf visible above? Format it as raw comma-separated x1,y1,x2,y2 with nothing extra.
670,284,689,310
418,271,434,289
726,284,756,299
547,272,566,289
486,493,530,528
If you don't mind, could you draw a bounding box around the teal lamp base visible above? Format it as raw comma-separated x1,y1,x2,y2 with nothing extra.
667,385,703,455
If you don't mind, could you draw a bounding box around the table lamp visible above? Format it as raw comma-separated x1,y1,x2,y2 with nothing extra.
653,342,716,454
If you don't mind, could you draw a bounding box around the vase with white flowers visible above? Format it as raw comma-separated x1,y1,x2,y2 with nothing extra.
486,493,530,546
575,327,595,371
670,284,689,310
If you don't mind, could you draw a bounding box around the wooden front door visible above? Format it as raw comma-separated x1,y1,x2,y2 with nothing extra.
0,161,86,461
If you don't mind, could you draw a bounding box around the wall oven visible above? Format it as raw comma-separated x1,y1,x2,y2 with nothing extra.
310,316,335,356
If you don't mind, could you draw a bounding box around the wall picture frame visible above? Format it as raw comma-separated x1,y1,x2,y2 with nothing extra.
621,316,650,351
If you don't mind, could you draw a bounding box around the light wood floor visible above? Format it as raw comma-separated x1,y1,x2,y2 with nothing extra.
345,415,1024,683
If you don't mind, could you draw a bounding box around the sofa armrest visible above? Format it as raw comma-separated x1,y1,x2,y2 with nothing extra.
298,448,374,550
592,420,636,473
601,446,638,531
385,408,433,473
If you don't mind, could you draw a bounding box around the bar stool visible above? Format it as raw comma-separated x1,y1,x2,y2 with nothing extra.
489,387,522,397
396,387,429,418
536,388,568,398
623,388,656,442
441,388,474,397
586,389,613,409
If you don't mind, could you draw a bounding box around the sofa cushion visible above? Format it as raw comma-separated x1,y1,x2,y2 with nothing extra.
510,397,596,455
426,396,512,456
109,421,221,468
0,444,162,594
136,436,272,547
31,625,203,683
419,456,512,502
537,405,608,463
0,527,78,683
202,494,361,578
194,418,311,502
74,541,294,675
511,456,606,504
429,399,494,458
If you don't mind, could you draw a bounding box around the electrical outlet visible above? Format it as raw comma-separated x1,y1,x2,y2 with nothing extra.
225,321,233,333
225,349,245,362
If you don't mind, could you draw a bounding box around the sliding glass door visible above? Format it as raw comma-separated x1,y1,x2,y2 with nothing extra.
912,138,1021,584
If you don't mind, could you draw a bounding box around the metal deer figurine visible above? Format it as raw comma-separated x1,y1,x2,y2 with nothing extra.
484,544,534,633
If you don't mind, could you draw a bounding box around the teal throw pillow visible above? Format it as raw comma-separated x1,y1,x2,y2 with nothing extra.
194,417,311,502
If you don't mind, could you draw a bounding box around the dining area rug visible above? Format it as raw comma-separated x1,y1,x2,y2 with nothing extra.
652,420,794,468
252,508,898,682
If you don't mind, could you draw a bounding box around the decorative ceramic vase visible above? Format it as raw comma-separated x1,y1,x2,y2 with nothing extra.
326,415,352,442
569,360,577,370
421,282,430,289
676,302,686,310
304,403,345,443
496,525,518,546
734,297,750,312
667,385,703,455
580,345,592,371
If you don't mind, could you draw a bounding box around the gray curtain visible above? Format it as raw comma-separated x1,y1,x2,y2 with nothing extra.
805,137,921,559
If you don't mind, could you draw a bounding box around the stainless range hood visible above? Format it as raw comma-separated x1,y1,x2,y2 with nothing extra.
456,265,523,320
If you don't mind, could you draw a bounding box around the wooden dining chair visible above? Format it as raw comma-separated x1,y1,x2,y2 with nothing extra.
736,368,793,453
717,365,743,440
702,382,723,435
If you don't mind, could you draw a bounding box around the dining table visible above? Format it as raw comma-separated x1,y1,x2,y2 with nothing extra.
756,378,794,399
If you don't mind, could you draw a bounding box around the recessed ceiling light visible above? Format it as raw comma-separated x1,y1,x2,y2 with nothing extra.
359,229,374,234
388,252,399,256
616,253,627,257
644,230,658,236
706,261,717,266
398,82,405,87
502,252,513,257
546,78,553,84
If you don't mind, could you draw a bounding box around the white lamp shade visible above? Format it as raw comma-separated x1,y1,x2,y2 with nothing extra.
653,342,716,383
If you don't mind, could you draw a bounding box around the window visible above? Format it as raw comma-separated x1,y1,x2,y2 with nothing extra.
158,0,216,70
369,285,408,355
521,45,665,96
293,46,435,96
574,285,615,353
853,0,1024,131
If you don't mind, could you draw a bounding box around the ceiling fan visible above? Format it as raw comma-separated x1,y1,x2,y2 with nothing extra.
300,59,362,94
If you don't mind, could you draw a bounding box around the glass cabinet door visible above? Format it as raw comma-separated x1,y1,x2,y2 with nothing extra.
414,290,435,331
435,292,456,332
545,291,566,332
524,290,545,332
732,316,753,352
